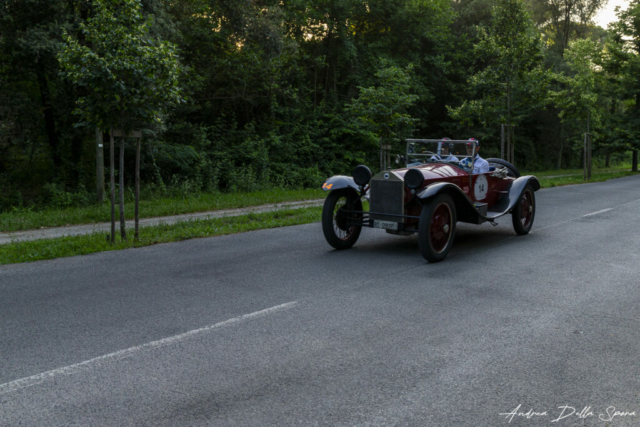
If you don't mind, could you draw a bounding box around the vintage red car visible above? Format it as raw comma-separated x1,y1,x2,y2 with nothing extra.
321,139,540,262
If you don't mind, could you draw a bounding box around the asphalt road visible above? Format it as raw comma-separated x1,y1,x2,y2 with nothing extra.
1,176,640,426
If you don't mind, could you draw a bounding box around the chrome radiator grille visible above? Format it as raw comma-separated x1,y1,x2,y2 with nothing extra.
369,178,404,222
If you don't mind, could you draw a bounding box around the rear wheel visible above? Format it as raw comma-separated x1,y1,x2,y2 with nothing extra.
512,185,535,235
418,194,457,263
322,190,363,249
486,158,520,178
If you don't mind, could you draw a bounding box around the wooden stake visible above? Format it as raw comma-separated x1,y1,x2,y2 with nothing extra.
135,139,140,240
110,130,115,244
119,138,127,241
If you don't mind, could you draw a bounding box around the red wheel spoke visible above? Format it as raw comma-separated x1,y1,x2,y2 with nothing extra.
520,191,533,227
429,203,452,253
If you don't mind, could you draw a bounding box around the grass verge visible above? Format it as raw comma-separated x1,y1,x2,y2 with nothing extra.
538,170,637,188
0,188,324,232
0,169,637,265
522,164,632,178
0,206,323,265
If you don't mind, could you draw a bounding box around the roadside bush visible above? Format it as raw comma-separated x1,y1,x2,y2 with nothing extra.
41,183,93,209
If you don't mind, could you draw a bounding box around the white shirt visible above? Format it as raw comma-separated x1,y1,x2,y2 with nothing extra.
430,154,459,163
459,155,489,174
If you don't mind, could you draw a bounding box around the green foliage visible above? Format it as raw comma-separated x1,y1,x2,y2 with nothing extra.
0,206,324,264
525,0,608,55
450,0,549,128
606,0,640,149
0,188,325,232
346,62,419,145
550,39,602,152
1,0,636,212
58,0,183,131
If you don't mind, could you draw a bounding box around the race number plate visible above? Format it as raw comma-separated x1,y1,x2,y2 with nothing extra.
373,220,399,230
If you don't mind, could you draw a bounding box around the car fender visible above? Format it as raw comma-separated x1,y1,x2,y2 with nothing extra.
416,175,541,223
417,183,484,224
489,175,540,215
321,175,360,192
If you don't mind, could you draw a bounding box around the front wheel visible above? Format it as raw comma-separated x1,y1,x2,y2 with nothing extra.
418,193,457,263
512,185,535,235
322,190,363,249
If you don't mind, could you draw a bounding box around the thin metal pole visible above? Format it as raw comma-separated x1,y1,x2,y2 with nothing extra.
110,130,115,244
501,124,505,160
583,133,587,181
588,134,592,180
135,139,140,240
511,145,515,167
507,127,511,163
510,126,515,167
96,128,104,203
469,145,475,190
119,138,127,241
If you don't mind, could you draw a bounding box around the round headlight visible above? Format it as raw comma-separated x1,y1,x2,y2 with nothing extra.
404,168,424,190
352,165,372,186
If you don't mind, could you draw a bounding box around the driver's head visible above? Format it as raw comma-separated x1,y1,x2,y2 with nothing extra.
441,137,451,154
466,138,479,156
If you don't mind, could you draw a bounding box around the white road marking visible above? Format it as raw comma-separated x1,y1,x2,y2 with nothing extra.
582,208,613,217
0,301,298,395
532,204,626,234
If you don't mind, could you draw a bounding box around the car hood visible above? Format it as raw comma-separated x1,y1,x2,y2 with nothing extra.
387,163,468,182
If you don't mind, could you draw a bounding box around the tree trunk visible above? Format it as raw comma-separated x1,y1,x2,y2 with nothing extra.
110,131,116,244
556,124,564,169
36,62,60,169
96,128,105,203
119,138,127,241
507,81,511,120
135,139,140,241
605,152,610,168
313,65,317,109
70,133,84,187
635,94,640,172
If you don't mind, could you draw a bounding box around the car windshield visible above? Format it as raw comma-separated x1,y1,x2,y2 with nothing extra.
405,139,476,170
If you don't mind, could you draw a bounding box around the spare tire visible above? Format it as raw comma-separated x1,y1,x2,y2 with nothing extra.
486,158,520,178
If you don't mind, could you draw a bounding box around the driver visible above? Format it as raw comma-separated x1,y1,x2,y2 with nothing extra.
459,138,489,174
430,138,459,164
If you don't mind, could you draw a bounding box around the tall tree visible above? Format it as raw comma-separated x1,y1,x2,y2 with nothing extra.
1,0,71,170
550,39,602,161
346,62,418,171
450,0,549,130
525,0,607,56
608,0,640,171
58,0,183,132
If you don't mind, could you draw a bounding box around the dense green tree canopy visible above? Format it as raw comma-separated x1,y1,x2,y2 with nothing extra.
58,0,183,132
450,0,549,128
0,0,636,209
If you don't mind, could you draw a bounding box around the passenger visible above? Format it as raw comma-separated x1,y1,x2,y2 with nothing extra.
430,138,460,164
459,138,489,174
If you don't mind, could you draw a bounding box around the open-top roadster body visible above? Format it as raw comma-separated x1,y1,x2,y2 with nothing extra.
321,139,540,262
